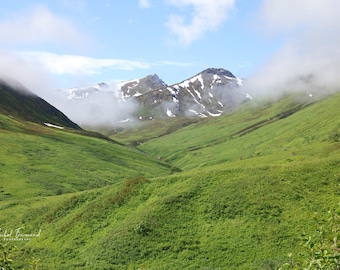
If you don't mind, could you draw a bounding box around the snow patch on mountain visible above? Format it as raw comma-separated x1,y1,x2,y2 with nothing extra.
44,122,64,129
166,108,176,117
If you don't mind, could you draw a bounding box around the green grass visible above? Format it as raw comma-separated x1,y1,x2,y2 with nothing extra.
136,93,340,170
0,115,173,200
5,157,339,269
1,92,339,269
109,117,200,146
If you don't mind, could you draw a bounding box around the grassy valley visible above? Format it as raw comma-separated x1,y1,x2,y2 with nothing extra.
135,93,339,170
0,114,173,199
0,91,339,269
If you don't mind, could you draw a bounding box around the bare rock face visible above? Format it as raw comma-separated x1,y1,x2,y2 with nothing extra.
120,74,167,98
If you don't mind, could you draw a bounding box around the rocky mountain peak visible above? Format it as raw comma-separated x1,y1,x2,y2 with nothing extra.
134,68,250,119
203,68,235,78
120,74,166,97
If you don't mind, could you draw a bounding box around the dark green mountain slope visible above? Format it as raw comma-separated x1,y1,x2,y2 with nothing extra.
0,79,80,129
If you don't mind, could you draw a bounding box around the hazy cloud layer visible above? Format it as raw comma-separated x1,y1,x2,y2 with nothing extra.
0,6,88,48
20,51,150,76
0,50,186,128
0,50,140,127
166,0,235,45
244,0,340,98
54,87,139,127
0,50,55,96
259,0,340,34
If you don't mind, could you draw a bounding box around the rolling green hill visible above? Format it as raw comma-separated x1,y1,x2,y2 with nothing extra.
0,113,174,198
1,90,339,269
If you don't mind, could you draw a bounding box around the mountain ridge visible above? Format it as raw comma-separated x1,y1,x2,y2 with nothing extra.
59,68,251,125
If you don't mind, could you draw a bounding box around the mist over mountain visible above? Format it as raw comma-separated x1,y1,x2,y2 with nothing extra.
57,68,250,127
0,78,80,129
243,0,340,100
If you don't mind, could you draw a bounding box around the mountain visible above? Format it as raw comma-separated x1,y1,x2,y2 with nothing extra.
58,82,114,100
59,68,251,125
0,79,80,129
133,68,250,119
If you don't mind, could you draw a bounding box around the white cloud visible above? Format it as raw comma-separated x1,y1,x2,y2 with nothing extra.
19,51,150,75
0,50,140,127
0,50,55,93
139,0,151,8
0,6,88,47
165,0,235,45
259,0,340,35
245,0,340,98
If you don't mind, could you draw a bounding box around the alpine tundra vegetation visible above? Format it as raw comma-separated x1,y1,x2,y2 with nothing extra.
0,76,339,268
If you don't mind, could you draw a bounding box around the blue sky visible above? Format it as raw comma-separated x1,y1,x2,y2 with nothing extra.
0,0,339,92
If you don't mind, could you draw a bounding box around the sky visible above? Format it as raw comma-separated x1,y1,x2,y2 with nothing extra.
0,0,340,97
0,0,279,89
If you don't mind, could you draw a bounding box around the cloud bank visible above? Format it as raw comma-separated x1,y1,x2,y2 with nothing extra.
0,6,88,48
166,0,235,45
20,51,150,76
244,0,340,98
0,50,56,96
0,50,140,127
54,86,139,128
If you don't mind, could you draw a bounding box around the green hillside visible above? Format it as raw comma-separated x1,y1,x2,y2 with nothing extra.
0,114,174,198
111,117,200,146
1,92,339,269
137,93,340,170
0,80,80,129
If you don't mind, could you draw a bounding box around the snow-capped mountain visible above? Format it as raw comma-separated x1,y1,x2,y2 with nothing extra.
57,68,251,126
58,82,115,100
132,68,250,118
